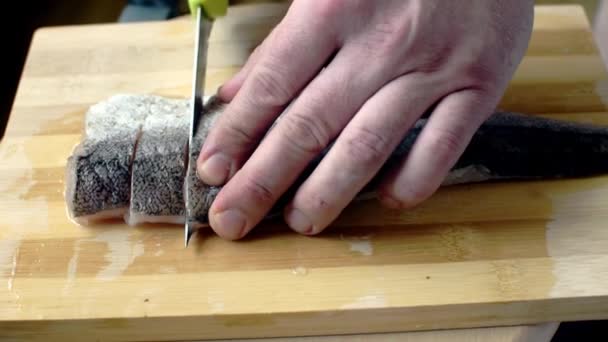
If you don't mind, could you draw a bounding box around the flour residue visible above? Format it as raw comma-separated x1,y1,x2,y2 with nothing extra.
8,251,17,291
94,230,144,281
341,234,374,256
62,230,144,295
341,293,387,309
0,142,49,306
62,241,82,296
206,288,225,313
291,266,308,276
1,240,20,291
349,240,373,256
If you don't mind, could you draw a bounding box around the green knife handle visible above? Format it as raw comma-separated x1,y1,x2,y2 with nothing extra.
189,0,228,19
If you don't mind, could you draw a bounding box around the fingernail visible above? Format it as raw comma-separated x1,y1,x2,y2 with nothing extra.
286,208,313,234
198,153,231,185
211,209,246,239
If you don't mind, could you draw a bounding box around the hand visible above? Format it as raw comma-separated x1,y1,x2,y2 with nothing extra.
197,0,534,240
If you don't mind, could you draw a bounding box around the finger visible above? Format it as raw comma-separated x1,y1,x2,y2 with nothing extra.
377,88,498,208
283,74,448,235
218,34,270,102
197,14,338,186
207,45,392,240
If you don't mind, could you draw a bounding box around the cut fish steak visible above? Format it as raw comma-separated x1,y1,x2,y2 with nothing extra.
126,98,190,225
65,93,608,228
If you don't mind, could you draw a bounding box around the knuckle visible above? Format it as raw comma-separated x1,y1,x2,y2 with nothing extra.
416,48,451,74
453,45,502,87
343,127,391,167
374,22,407,50
354,36,393,61
221,115,257,146
463,62,499,87
426,127,466,165
241,174,276,205
248,63,294,110
313,0,346,20
280,112,331,155
359,19,411,59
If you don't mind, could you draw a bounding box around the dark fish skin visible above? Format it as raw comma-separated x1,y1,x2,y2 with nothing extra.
384,111,608,184
448,112,608,179
65,137,134,219
128,123,189,225
187,97,608,226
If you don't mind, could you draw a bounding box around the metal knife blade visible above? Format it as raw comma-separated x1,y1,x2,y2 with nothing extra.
185,6,213,247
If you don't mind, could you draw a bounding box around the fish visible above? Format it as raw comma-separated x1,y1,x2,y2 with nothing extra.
65,93,608,227
65,94,189,225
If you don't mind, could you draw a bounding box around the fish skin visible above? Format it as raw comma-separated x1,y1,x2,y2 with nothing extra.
65,137,134,221
66,94,608,227
452,112,608,179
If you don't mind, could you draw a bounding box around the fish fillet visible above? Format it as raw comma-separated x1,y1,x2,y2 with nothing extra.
66,93,608,228
126,97,190,225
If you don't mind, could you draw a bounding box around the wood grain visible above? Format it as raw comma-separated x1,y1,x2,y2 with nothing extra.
1,3,608,341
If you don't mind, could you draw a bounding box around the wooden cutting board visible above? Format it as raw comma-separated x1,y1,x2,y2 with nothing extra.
1,3,608,341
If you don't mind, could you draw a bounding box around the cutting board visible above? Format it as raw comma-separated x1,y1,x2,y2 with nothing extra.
1,3,608,341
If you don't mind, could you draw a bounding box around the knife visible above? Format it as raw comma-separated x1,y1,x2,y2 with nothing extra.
185,0,227,247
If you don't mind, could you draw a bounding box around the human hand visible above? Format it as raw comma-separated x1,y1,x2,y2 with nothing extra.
197,0,534,239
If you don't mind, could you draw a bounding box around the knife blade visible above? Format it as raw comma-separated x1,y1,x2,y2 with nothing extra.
185,5,214,247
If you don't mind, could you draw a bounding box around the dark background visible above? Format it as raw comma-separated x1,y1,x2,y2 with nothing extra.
1,0,126,139
0,0,188,139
